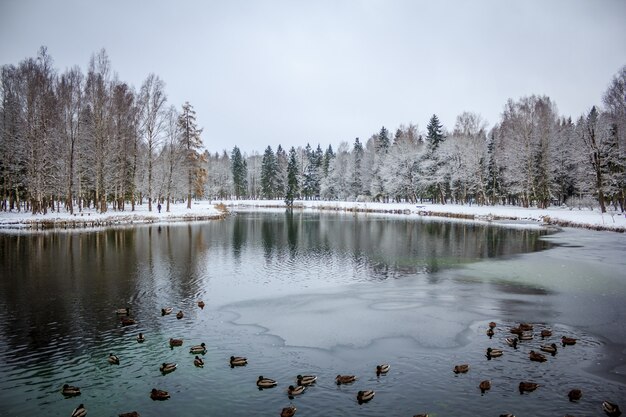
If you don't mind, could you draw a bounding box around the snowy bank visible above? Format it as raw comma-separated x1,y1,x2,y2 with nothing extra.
223,200,626,233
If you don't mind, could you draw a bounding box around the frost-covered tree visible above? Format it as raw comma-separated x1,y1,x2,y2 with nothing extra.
285,146,299,207
350,138,364,199
602,65,626,211
178,101,203,208
231,146,247,199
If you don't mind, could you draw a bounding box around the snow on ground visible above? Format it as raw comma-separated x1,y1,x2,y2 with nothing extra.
0,199,624,232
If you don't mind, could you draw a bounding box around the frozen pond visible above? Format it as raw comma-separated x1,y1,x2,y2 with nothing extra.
0,210,624,416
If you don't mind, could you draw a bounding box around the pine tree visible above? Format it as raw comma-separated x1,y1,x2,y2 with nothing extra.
285,146,299,207
350,138,364,198
260,145,279,199
376,126,390,153
178,101,203,208
231,146,247,199
426,114,445,151
275,144,287,198
322,144,335,177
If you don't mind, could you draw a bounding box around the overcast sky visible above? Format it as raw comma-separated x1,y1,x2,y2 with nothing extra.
1,0,625,154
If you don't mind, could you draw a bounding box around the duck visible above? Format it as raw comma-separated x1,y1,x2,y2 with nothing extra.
519,331,533,341
159,362,177,374
518,381,539,394
486,328,495,338
562,336,577,346
136,333,145,343
505,337,518,349
567,388,582,402
161,307,173,316
230,356,248,367
287,384,305,397
376,364,390,376
169,338,183,347
510,326,523,335
280,405,297,417
176,310,184,320
150,388,170,400
488,321,497,329
61,384,81,396
602,401,621,417
197,300,205,309
479,380,491,394
115,307,130,315
189,342,207,354
108,353,120,365
540,343,558,355
118,412,139,417
519,323,534,331
453,364,469,374
71,403,87,417
541,329,552,338
194,355,204,367
296,374,317,386
335,374,357,385
257,376,277,388
357,390,375,404
486,347,503,360
120,317,136,326
529,350,547,362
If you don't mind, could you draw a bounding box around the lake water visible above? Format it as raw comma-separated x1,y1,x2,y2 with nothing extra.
0,209,625,417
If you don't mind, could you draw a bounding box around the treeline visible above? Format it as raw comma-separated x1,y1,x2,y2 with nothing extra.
0,47,204,214
1,48,625,214
208,67,625,213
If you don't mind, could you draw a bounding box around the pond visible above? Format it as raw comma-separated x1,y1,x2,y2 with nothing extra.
0,210,624,417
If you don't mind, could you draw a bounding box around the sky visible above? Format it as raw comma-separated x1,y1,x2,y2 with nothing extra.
1,0,625,155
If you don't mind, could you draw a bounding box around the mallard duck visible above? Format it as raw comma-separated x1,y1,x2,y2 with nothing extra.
453,364,469,374
197,300,205,309
602,401,621,417
280,405,297,417
287,384,305,396
169,338,183,347
567,388,582,402
176,310,184,320
189,343,206,354
510,326,523,335
357,390,375,404
161,307,173,315
488,321,497,329
160,362,177,374
540,343,558,355
519,323,533,331
376,364,390,376
335,374,357,385
115,307,130,315
257,376,277,388
529,350,547,362
505,337,518,349
61,384,81,396
519,381,539,394
479,380,491,394
486,348,503,360
540,329,552,338
108,353,120,365
230,356,248,367
71,403,87,417
296,374,317,386
136,333,145,343
519,331,533,341
486,328,495,338
120,317,136,326
118,412,139,417
562,336,577,346
150,388,170,400
194,356,204,367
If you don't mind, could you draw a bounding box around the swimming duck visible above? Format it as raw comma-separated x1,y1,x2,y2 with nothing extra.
61,384,81,396
505,337,518,349
71,403,87,417
540,343,558,355
562,336,577,346
194,356,204,367
602,401,621,417
479,380,491,394
160,362,177,374
376,364,390,376
287,384,305,397
518,381,539,394
488,321,497,329
335,374,357,385
169,338,183,347
541,329,552,338
280,405,297,417
189,343,207,354
357,390,375,404
453,364,469,374
567,388,582,402
486,348,503,360
529,350,547,362
486,328,495,338
519,323,534,331
136,333,145,343
197,300,205,309
150,388,170,400
120,317,136,326
257,376,277,388
118,412,139,417
519,331,533,341
230,356,248,367
161,307,173,316
115,307,130,315
510,326,523,335
296,374,317,386
176,310,184,320
108,353,120,365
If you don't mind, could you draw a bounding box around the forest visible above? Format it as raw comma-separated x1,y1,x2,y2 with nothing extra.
1,47,625,214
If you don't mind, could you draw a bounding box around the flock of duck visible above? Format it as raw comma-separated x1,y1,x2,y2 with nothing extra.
61,307,622,417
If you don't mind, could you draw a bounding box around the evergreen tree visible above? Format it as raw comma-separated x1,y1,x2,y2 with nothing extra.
376,126,390,153
350,138,364,198
322,144,335,177
485,129,502,205
285,146,299,207
231,146,247,199
260,145,279,199
178,101,203,208
426,114,445,151
275,144,287,198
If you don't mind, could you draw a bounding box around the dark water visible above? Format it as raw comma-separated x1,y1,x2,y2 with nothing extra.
0,210,624,416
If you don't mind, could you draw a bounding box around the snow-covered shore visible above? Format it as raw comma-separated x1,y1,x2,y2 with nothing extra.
0,199,624,232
